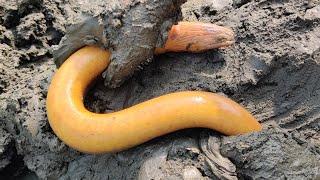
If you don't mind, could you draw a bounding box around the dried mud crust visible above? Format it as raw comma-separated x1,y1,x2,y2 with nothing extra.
0,0,319,179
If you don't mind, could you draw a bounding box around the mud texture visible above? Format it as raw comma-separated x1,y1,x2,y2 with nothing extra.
0,0,320,179
52,0,186,88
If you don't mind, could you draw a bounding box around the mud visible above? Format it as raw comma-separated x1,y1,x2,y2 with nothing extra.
52,0,186,88
0,0,319,179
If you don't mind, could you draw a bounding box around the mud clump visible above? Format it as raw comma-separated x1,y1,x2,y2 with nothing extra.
0,0,320,179
222,127,320,179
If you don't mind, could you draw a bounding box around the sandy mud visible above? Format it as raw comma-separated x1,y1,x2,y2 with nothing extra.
0,0,319,179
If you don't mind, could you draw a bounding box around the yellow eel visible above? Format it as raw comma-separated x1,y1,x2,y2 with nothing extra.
46,22,262,153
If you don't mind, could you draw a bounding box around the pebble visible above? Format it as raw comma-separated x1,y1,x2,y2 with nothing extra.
304,5,320,21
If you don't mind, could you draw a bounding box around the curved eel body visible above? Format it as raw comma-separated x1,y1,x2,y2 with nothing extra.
47,23,261,154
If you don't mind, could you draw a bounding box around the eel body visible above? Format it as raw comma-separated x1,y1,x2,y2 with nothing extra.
155,22,234,54
47,23,261,153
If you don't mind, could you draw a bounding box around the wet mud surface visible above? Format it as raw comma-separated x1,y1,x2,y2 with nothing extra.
0,0,319,179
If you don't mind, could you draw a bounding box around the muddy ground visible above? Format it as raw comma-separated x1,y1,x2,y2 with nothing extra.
0,0,320,179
